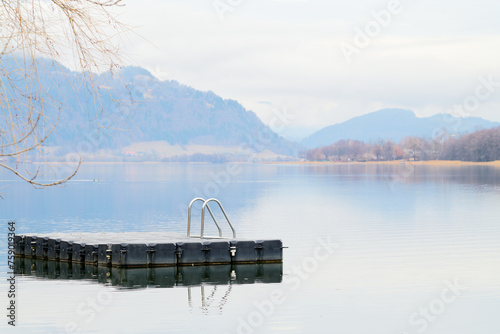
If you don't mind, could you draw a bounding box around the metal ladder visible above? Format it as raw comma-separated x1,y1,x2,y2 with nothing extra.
187,198,236,239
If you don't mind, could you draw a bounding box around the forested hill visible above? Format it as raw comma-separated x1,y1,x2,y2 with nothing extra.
101,66,296,153
1,57,297,159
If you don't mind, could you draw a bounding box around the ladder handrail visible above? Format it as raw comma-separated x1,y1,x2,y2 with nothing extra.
187,198,222,237
201,198,236,239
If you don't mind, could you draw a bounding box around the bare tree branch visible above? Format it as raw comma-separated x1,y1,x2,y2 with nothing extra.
0,159,81,187
0,0,127,193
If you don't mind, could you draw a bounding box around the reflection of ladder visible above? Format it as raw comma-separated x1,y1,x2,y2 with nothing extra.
188,284,233,315
187,198,236,239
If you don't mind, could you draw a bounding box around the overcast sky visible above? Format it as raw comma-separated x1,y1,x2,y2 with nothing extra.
117,0,500,139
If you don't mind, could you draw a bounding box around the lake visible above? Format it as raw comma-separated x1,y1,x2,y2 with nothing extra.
1,162,500,333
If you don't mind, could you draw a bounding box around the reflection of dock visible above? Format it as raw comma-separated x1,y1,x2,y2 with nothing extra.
14,257,283,289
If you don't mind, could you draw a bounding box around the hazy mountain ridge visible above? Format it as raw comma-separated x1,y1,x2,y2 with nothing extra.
301,108,500,149
1,58,297,159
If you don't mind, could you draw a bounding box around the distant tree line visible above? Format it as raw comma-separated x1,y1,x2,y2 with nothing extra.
302,127,500,162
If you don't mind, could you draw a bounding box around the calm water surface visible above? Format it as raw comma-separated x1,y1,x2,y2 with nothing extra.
1,163,499,333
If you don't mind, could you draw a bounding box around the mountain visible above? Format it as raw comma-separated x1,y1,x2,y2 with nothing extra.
1,57,297,160
301,108,500,149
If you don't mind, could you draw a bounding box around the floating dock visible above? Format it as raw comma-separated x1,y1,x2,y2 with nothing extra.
13,198,284,268
13,232,283,268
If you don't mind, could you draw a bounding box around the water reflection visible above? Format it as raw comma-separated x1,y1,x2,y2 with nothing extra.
187,285,233,315
304,163,500,187
14,258,282,289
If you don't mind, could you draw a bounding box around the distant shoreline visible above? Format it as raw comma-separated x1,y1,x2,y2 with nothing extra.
263,160,500,167
31,160,500,167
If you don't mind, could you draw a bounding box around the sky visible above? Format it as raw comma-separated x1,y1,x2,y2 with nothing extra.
115,0,500,140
